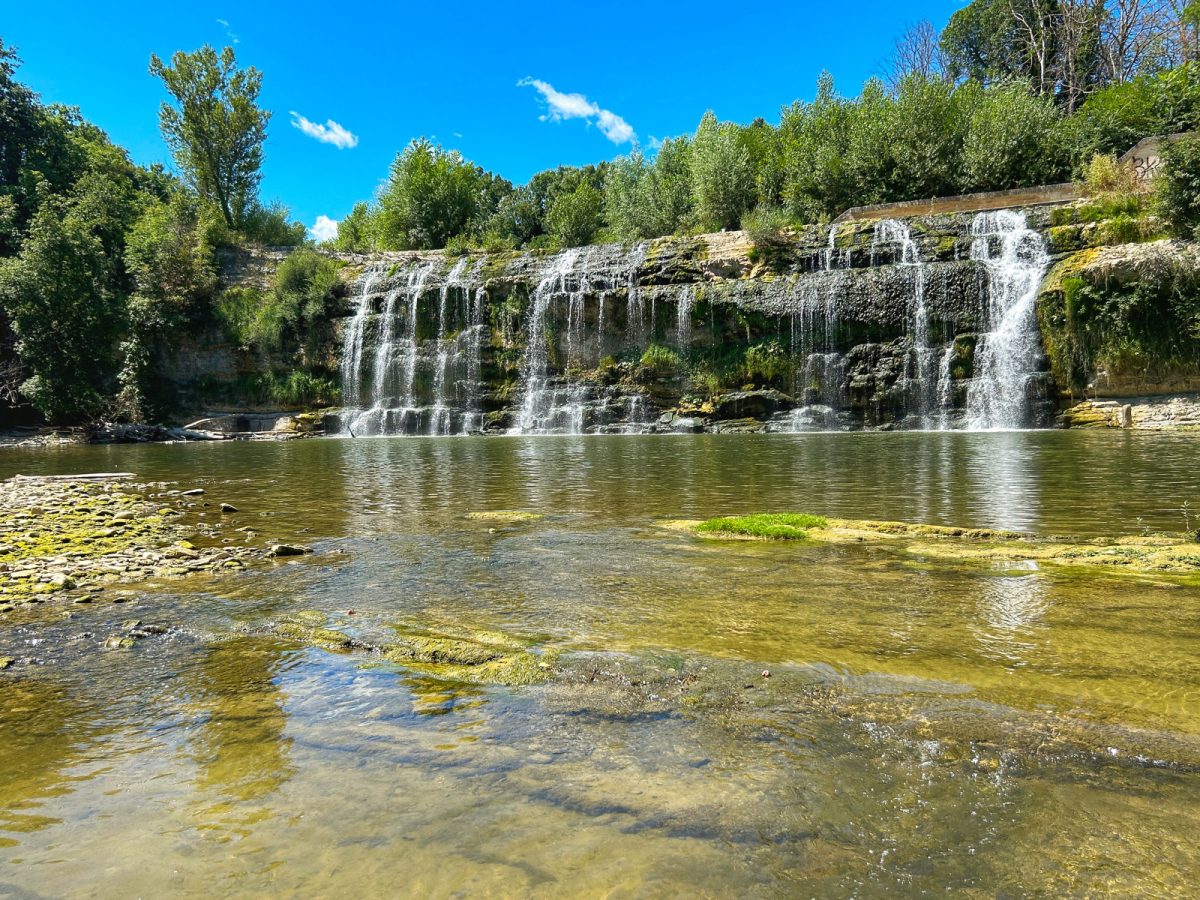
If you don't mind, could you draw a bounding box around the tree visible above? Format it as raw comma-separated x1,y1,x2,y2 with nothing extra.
604,138,694,241
333,201,377,252
689,111,755,231
941,0,1046,85
1156,132,1200,235
149,45,269,231
888,21,946,88
960,80,1069,189
0,175,131,421
545,179,603,247
376,139,498,249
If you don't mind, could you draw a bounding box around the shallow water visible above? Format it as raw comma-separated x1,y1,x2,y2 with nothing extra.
2,431,1200,896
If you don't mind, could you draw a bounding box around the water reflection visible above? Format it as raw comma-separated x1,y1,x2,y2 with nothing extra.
181,638,297,840
963,430,1040,533
971,571,1051,666
0,680,104,847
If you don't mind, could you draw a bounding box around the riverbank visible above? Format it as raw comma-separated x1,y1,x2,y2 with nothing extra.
0,474,310,613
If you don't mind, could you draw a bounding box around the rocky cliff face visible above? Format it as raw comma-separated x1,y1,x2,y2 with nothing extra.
325,208,1060,435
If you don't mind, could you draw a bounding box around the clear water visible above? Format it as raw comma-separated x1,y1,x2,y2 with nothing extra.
2,431,1199,896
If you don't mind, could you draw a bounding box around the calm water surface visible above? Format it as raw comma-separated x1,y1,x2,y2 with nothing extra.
2,431,1199,897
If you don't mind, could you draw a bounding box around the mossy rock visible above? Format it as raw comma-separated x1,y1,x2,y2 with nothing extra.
384,623,557,686
663,513,1200,579
693,513,829,540
465,510,544,524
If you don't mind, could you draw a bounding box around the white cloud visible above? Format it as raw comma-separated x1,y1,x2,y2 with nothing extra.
309,215,339,243
216,18,240,44
517,78,636,145
290,112,359,149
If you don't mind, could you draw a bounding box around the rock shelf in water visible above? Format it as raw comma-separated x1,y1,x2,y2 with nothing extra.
0,475,308,608
666,514,1200,576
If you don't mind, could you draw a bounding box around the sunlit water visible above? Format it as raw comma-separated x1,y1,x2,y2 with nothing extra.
2,431,1200,896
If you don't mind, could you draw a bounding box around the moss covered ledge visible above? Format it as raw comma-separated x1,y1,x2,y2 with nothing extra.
663,514,1200,577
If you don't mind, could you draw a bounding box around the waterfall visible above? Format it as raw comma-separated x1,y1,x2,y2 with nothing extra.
514,249,581,433
874,219,935,426
462,260,487,433
965,211,1050,430
344,261,436,435
340,267,382,408
675,286,695,351
429,257,469,435
937,343,957,430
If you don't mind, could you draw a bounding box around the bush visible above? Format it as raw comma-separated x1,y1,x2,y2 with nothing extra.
742,340,791,386
1082,153,1142,198
639,344,683,376
1156,134,1200,238
215,249,342,352
545,180,603,248
741,204,792,250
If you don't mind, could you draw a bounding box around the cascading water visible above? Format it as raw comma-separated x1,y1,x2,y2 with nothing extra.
514,249,581,434
429,257,469,435
675,286,695,351
333,209,1054,438
340,267,382,408
788,225,845,431
965,211,1050,430
343,262,437,435
873,219,936,426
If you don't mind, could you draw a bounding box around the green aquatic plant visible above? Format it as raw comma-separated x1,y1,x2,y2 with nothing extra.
695,513,828,540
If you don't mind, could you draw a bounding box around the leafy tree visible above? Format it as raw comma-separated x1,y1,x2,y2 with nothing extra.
1156,132,1200,235
376,139,501,249
485,185,543,247
604,138,694,241
940,0,1048,86
545,179,603,247
960,80,1069,189
149,45,269,231
0,166,135,421
690,111,755,231
333,201,377,252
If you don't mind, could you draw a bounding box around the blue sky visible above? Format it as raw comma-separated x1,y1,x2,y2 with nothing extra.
4,0,966,237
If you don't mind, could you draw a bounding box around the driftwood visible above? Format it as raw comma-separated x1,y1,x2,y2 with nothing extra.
7,472,136,483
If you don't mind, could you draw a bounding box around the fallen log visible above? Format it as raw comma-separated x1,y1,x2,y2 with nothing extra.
7,472,136,483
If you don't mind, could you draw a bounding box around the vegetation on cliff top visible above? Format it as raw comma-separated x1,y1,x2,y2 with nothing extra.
4,0,1200,426
0,40,328,425
332,1,1200,253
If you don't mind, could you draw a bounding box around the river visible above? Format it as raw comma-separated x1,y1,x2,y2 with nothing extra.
1,431,1198,896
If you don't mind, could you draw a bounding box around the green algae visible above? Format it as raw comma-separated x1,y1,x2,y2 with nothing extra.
694,513,828,540
668,514,1200,578
465,510,544,524
261,612,557,686
385,623,557,686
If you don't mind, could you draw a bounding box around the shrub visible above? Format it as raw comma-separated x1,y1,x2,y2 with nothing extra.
1156,134,1200,238
215,249,342,352
545,180,603,248
639,344,683,376
741,204,792,251
742,340,791,386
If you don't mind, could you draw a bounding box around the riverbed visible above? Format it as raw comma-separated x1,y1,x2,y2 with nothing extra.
2,431,1198,896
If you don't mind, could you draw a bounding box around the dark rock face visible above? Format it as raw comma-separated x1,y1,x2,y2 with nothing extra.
221,209,1062,435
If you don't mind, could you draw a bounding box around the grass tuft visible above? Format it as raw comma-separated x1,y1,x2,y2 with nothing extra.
695,513,828,540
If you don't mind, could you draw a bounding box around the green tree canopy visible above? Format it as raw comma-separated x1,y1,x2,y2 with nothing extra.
149,45,269,231
376,139,507,249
